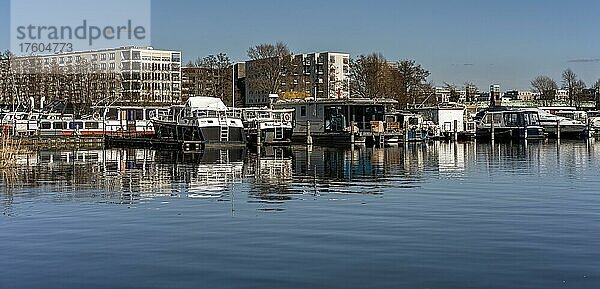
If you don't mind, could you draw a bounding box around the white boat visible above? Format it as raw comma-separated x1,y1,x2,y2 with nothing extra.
536,108,590,139
240,107,294,145
152,97,245,145
476,109,545,140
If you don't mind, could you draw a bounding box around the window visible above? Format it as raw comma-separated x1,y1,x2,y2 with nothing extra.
92,54,98,60
101,63,107,70
110,63,115,70
109,53,115,60
69,122,84,129
172,53,181,62
85,122,99,129
53,122,67,129
101,54,107,60
300,106,306,117
40,122,51,129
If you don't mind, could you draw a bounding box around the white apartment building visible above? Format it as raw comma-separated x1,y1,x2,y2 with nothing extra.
245,52,350,106
11,46,182,104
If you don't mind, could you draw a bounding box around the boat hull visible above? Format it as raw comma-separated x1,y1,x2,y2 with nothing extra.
476,126,545,140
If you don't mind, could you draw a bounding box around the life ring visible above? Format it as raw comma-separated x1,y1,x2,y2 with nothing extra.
93,112,100,120
282,113,291,122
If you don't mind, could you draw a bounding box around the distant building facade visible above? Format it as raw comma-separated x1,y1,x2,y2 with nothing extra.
504,90,535,101
245,52,350,106
10,46,182,104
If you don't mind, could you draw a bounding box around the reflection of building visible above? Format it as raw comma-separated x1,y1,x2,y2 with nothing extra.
245,52,350,106
12,46,182,104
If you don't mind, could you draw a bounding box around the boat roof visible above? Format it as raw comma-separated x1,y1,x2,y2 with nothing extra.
274,97,397,106
187,96,227,111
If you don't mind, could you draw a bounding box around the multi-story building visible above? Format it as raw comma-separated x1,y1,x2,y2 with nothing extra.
10,46,182,104
465,84,479,102
490,84,501,106
245,52,350,106
504,90,535,101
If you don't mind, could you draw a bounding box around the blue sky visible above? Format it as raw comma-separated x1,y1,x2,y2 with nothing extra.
1,0,600,90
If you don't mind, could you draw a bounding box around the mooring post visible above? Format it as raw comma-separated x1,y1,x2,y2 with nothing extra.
453,119,458,141
403,119,409,143
306,120,313,145
350,121,355,144
556,119,561,140
524,123,528,139
491,116,495,142
256,128,261,146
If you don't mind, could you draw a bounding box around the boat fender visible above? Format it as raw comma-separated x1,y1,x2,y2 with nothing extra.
282,113,291,122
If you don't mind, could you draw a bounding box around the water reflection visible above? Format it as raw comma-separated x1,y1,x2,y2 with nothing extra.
1,140,599,213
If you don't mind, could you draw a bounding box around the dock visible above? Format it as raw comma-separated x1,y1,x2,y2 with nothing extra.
104,136,205,151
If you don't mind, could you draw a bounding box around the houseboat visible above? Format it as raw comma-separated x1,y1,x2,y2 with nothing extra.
476,109,545,140
273,97,400,145
152,96,245,145
240,107,295,145
412,103,466,140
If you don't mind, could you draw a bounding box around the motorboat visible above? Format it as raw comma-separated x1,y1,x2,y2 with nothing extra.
152,96,245,145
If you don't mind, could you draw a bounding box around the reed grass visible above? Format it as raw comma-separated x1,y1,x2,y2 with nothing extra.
0,135,28,169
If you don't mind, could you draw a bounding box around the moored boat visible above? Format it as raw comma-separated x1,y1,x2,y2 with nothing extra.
476,109,545,140
152,96,245,145
240,107,294,145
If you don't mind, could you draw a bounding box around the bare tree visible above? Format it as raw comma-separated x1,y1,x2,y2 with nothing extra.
531,75,558,105
246,42,291,96
391,59,431,106
562,68,578,106
350,53,390,98
184,53,233,105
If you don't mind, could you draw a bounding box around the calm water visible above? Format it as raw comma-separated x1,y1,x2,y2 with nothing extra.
1,141,600,289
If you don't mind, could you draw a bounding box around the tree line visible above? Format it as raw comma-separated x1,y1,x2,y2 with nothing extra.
531,69,600,107
0,50,121,115
241,42,434,107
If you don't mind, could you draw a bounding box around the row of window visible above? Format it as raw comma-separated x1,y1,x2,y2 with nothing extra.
40,121,99,130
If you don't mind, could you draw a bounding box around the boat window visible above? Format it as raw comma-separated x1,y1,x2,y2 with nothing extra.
300,106,306,117
106,108,118,120
127,109,144,121
146,109,156,120
504,113,519,126
207,120,213,124
53,122,67,129
85,122,99,129
40,122,51,129
69,122,84,129
409,117,419,125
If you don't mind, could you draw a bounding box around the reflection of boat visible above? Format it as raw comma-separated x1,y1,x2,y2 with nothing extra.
153,97,245,145
476,109,545,140
241,108,294,145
